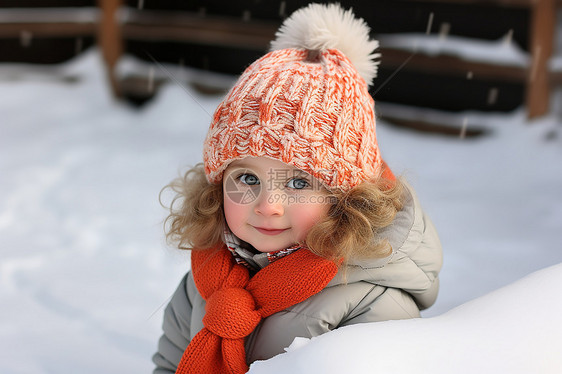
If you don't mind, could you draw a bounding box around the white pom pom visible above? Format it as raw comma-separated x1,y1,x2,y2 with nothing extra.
270,3,380,86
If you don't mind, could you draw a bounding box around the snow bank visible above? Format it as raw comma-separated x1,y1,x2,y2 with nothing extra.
249,263,562,374
378,33,529,67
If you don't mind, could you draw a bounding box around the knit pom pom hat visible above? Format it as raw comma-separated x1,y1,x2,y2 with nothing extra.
203,3,390,191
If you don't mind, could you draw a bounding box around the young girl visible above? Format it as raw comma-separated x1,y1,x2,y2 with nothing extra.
153,4,442,374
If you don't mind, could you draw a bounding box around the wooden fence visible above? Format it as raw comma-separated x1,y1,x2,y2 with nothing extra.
0,0,560,118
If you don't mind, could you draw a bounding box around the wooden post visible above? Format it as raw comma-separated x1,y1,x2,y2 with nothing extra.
97,0,123,98
526,0,555,118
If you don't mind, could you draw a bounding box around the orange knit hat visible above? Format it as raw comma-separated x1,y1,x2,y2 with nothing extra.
203,3,387,191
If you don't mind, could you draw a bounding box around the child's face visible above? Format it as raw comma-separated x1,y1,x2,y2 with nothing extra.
223,156,331,253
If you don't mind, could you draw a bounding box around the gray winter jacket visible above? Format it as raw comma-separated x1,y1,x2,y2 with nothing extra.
152,182,442,373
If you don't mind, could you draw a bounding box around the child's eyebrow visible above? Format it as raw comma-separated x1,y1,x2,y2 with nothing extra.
292,170,310,176
228,162,302,173
285,168,311,178
227,161,254,170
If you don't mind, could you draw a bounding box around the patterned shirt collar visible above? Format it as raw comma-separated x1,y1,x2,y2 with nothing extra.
223,228,301,272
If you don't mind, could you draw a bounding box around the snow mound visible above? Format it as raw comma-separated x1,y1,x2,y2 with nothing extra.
249,263,562,374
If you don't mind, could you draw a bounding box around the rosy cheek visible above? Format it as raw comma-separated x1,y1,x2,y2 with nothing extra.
294,203,329,238
223,198,244,231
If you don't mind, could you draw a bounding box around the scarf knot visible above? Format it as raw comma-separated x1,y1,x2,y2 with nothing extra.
176,246,338,374
203,287,262,339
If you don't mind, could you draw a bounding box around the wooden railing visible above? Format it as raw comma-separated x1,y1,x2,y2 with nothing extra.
0,1,560,118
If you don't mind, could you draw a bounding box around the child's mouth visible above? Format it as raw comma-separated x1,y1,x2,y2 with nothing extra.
253,227,288,235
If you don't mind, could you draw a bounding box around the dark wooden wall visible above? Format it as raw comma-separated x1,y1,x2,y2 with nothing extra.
0,1,541,112
121,1,530,111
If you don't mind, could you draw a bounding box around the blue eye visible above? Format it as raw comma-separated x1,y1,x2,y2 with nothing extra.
238,173,260,186
287,178,309,190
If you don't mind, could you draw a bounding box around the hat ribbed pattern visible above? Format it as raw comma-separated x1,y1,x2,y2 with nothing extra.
203,48,383,191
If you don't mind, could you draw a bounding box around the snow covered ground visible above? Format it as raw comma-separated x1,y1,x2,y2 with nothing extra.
1,49,561,373
249,262,562,373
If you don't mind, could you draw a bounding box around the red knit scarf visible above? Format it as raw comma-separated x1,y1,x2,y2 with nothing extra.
175,246,338,374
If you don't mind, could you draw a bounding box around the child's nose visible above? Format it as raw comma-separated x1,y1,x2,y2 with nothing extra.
254,190,284,216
